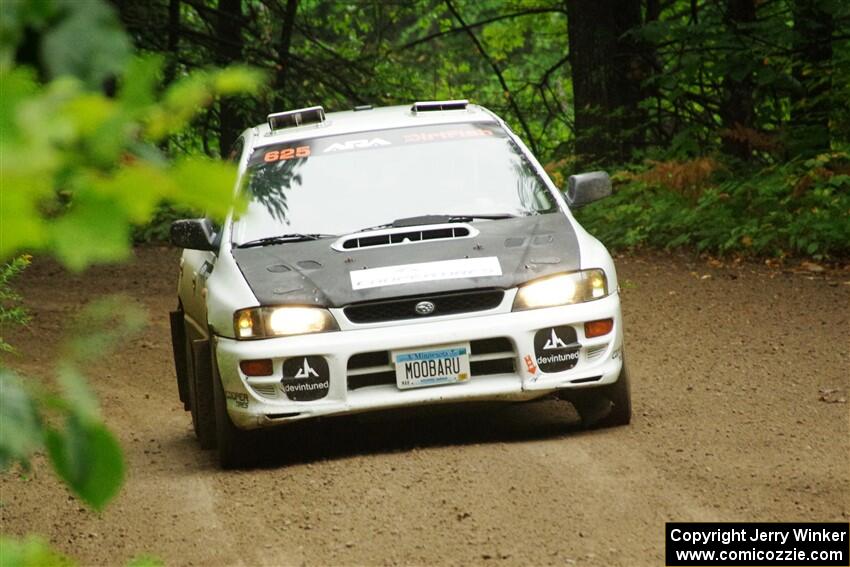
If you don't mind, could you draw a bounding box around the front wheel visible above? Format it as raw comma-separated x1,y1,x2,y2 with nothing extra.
564,359,632,429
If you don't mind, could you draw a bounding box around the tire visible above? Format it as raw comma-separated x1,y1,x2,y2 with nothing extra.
566,359,632,429
211,344,253,469
190,339,217,449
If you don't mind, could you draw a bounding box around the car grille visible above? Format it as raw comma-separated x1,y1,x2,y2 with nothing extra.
249,383,277,398
346,337,516,390
343,289,504,324
585,343,608,361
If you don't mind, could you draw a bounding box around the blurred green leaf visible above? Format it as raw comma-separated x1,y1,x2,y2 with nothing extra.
55,365,100,424
171,158,245,219
0,369,42,471
119,55,163,113
41,0,130,87
0,1,58,68
61,296,145,365
213,66,266,95
45,416,124,511
49,191,132,271
0,66,38,137
126,556,164,567
0,180,52,260
0,535,75,567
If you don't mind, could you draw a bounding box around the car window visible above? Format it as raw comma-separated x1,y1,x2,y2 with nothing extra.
232,122,557,244
227,137,244,163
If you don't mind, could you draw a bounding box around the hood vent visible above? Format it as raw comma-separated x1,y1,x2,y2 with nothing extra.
332,223,478,251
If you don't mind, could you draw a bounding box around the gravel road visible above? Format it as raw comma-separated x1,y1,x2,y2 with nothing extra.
2,247,848,566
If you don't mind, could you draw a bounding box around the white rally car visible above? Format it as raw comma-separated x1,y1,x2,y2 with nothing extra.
169,100,631,467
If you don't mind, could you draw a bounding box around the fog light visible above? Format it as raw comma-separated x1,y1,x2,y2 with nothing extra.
584,318,613,338
239,359,274,376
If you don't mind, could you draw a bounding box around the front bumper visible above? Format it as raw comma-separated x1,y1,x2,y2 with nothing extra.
215,292,623,429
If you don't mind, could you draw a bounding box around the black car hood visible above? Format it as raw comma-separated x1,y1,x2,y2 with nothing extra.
231,214,581,307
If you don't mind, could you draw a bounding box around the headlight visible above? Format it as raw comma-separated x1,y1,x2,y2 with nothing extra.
233,306,338,339
513,269,608,310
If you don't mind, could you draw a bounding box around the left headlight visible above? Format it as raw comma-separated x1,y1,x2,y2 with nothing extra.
512,269,608,311
233,306,338,339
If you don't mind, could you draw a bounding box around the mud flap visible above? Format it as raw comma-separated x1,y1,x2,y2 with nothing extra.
169,309,190,410
191,338,218,449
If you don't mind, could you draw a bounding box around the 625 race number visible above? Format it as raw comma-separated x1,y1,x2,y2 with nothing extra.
264,145,311,162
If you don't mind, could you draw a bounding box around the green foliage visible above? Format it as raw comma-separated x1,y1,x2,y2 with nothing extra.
1,0,262,270
0,535,74,567
1,297,143,510
576,153,850,258
0,255,31,353
0,59,258,269
0,0,263,530
0,534,164,567
41,0,132,88
45,417,124,512
0,370,42,470
125,556,165,567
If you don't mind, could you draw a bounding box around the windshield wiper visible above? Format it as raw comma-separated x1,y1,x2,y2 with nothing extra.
447,213,520,222
237,233,335,248
355,213,520,233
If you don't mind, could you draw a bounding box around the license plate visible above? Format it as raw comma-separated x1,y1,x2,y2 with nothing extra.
393,343,471,390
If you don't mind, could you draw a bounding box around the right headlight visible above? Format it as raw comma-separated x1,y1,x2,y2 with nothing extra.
512,269,608,311
233,306,338,339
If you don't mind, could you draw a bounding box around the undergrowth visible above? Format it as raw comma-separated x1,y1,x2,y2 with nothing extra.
576,152,850,259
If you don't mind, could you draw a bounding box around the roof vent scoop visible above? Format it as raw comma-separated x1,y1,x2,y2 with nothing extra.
411,99,469,112
267,106,325,130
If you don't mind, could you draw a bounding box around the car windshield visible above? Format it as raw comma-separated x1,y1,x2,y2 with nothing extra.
231,122,558,245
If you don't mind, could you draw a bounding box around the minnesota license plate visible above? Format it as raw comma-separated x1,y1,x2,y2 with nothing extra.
393,343,471,390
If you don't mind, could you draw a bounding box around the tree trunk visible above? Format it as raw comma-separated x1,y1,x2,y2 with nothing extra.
790,0,833,157
566,0,645,165
215,0,243,155
164,0,180,85
719,0,757,160
273,0,299,111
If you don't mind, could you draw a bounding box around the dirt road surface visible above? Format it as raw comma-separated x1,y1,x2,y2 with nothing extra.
2,247,848,566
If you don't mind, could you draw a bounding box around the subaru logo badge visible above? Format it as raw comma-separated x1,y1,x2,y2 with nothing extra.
414,301,436,315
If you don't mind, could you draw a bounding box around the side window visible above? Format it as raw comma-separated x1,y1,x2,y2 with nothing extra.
227,137,245,164
204,137,243,242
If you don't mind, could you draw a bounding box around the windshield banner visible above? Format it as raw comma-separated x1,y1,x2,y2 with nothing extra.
248,122,505,167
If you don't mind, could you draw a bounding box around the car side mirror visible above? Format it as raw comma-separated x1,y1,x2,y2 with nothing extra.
170,219,218,251
564,171,612,208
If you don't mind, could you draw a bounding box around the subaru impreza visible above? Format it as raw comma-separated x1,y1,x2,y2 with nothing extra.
169,100,631,467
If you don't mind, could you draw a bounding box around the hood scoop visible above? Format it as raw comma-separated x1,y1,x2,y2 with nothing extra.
331,223,478,251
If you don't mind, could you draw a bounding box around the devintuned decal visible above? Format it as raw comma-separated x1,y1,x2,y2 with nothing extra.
350,257,502,290
281,356,330,401
533,326,580,373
